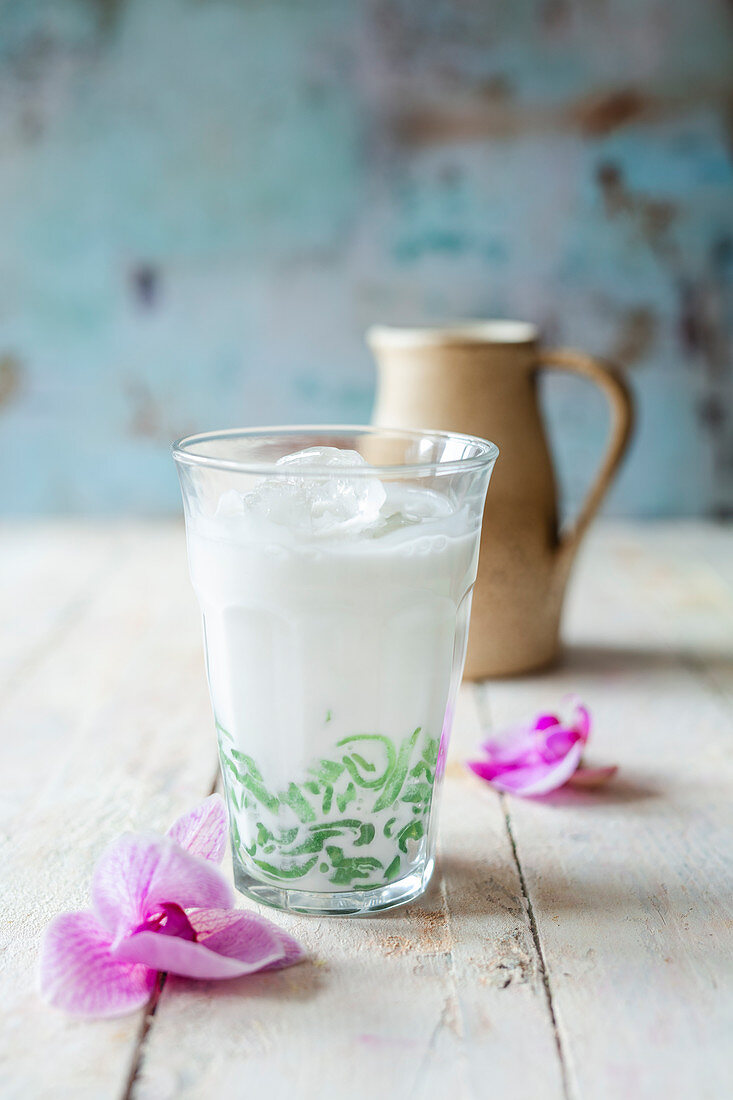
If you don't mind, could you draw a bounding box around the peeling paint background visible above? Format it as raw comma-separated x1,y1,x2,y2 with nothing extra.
0,0,731,515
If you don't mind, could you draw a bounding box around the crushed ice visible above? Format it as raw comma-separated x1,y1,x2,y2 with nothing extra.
217,448,386,537
213,447,454,539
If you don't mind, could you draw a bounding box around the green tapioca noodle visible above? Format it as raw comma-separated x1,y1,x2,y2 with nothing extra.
217,724,440,888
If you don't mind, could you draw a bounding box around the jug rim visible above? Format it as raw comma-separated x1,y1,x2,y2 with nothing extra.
367,320,537,348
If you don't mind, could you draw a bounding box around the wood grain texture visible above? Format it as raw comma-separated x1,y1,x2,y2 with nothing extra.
480,522,733,1100
1,521,731,1100
0,524,215,1100
0,522,123,698
134,688,563,1100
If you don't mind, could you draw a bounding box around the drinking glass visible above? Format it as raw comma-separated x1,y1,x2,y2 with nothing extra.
173,426,498,915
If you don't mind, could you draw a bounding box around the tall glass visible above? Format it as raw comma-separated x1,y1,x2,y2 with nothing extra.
173,427,498,915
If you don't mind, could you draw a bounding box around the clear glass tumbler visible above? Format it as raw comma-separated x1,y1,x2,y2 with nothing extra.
173,426,498,915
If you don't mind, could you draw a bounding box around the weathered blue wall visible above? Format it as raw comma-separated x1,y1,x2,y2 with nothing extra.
0,0,731,515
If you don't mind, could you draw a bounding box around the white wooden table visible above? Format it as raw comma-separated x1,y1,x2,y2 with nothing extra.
1,520,731,1100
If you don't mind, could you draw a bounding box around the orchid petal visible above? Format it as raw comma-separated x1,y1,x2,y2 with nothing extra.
566,764,618,789
534,713,560,731
113,928,281,979
466,759,506,783
188,908,306,971
484,740,585,796
573,703,591,742
543,727,582,759
480,723,545,764
468,697,604,798
265,927,307,971
39,911,156,1018
167,794,228,864
114,909,298,979
134,902,197,941
92,834,233,938
562,695,591,741
480,723,579,769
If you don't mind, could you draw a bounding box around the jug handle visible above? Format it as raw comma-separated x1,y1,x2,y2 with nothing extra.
539,349,634,566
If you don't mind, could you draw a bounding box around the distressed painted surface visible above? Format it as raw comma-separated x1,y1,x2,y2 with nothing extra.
0,0,731,515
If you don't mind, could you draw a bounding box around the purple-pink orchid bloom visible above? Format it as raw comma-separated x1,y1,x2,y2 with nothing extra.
467,698,617,797
39,795,304,1017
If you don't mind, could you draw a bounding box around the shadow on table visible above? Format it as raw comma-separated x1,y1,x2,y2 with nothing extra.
355,855,642,924
429,855,733,933
167,957,326,1005
537,773,661,807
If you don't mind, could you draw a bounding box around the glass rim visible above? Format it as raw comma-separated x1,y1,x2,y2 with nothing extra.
172,424,499,477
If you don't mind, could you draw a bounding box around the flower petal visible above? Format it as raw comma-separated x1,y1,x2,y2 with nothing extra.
39,911,156,1018
469,698,595,798
92,834,233,938
265,927,307,971
486,740,585,797
466,759,506,783
134,902,197,940
470,726,581,775
480,723,544,765
563,695,591,741
534,713,560,731
544,727,582,759
167,794,228,864
189,908,306,971
112,930,279,979
566,764,618,789
113,909,298,979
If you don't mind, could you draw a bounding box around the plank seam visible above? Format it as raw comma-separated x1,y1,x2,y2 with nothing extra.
503,801,574,1100
120,975,167,1100
121,758,220,1099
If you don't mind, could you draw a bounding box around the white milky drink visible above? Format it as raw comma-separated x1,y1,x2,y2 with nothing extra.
175,429,497,914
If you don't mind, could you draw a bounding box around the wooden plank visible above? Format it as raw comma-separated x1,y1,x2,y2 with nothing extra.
599,521,733,704
0,524,216,1100
133,686,565,1100
0,521,124,697
4,520,730,1100
479,523,733,1100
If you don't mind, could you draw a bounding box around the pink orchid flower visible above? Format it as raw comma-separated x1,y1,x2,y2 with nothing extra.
39,795,304,1017
467,698,617,797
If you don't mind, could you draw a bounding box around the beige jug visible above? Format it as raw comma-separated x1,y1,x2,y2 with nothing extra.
367,321,634,679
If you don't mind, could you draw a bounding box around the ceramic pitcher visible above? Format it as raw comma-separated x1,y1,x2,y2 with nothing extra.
367,321,634,678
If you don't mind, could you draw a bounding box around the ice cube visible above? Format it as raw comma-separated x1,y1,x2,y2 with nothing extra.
243,447,387,536
214,488,246,518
